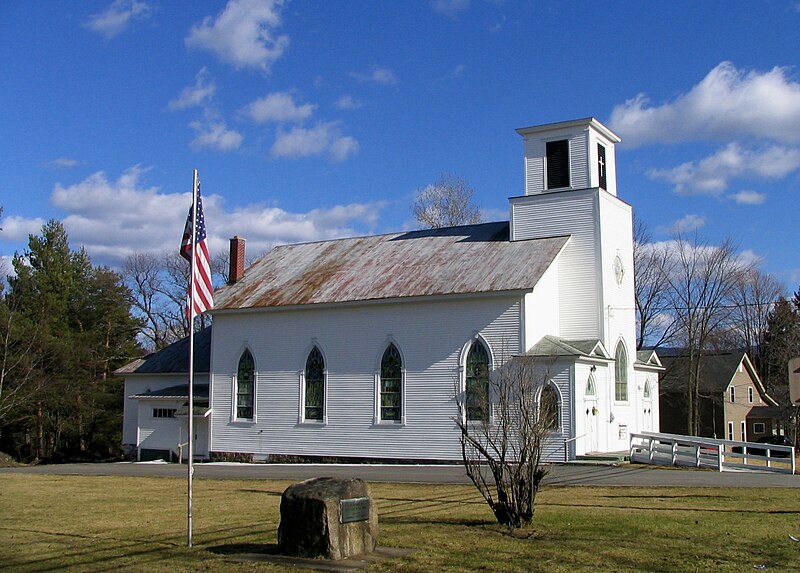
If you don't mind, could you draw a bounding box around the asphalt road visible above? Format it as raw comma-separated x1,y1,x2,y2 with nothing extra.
1,461,798,487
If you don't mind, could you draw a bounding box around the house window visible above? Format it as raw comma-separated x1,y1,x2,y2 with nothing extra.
465,341,490,421
540,383,560,431
729,386,735,403
753,422,766,434
643,380,652,399
585,373,596,396
546,139,570,189
153,408,176,419
304,346,325,421
597,143,607,190
727,421,734,441
748,387,754,404
236,349,255,420
614,341,628,401
741,421,746,442
380,344,403,421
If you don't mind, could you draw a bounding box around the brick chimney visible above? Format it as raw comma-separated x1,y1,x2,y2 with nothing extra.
229,236,245,284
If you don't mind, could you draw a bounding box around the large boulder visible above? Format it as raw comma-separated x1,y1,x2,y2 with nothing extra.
277,477,379,560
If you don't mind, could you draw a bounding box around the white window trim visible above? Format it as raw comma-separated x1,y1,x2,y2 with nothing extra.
643,379,652,400
298,342,328,425
585,372,597,397
748,386,754,404
741,421,747,442
374,338,406,426
729,386,735,403
232,345,257,424
538,380,563,434
544,137,572,191
727,421,734,441
753,422,766,434
459,334,495,425
613,338,630,405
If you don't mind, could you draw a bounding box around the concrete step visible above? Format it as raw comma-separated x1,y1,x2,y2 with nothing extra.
575,451,630,463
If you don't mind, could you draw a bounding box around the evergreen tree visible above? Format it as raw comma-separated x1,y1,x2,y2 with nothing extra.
2,220,141,460
760,294,800,404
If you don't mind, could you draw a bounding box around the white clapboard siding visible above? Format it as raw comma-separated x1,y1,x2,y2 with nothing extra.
137,400,182,451
523,130,589,195
210,295,523,461
511,189,600,340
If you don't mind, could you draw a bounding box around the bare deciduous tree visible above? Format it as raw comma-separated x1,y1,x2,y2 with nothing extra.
663,233,745,435
0,297,41,429
633,219,677,350
413,173,482,229
730,267,785,363
454,354,553,530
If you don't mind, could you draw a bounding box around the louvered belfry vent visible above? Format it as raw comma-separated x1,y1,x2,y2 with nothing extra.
545,139,570,189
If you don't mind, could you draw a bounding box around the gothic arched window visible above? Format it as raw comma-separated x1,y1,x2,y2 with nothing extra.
304,347,325,421
236,349,255,420
615,341,628,401
380,344,402,421
465,341,490,421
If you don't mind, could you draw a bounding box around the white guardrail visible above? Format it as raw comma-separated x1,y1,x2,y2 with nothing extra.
630,432,796,475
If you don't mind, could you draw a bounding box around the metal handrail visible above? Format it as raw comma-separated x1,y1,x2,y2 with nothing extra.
563,433,588,462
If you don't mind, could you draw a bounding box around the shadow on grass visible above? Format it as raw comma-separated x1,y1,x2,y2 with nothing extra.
207,542,280,556
540,501,800,514
0,522,280,573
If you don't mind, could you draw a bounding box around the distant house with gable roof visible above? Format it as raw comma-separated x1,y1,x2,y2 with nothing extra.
658,351,784,442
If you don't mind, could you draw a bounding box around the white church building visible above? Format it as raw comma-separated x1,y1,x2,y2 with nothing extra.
120,117,662,463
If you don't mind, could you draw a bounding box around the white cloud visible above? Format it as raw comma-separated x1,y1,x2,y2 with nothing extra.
431,0,470,18
84,0,151,40
168,67,217,111
350,67,398,86
660,214,706,235
328,136,360,162
435,64,466,83
0,215,47,241
731,190,767,205
2,167,386,267
648,143,800,195
189,119,243,152
185,0,289,72
609,62,800,147
334,95,362,110
47,157,80,168
271,122,359,161
243,92,315,123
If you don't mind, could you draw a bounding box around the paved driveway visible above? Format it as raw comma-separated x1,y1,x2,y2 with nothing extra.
1,461,798,487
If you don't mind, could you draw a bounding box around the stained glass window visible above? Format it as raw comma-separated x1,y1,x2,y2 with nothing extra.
466,342,490,421
615,342,628,401
236,349,255,420
540,383,560,431
380,344,402,421
305,347,325,421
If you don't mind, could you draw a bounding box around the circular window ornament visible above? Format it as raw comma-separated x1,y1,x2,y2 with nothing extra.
613,255,625,285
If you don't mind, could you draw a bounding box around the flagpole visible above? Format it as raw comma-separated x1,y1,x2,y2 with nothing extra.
187,168,198,548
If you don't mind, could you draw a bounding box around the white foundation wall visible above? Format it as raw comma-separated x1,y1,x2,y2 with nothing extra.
210,295,524,461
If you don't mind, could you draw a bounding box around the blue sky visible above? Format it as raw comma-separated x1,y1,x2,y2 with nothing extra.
1,1,799,289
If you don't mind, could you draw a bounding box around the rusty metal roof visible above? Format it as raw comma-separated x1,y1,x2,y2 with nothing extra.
214,222,569,311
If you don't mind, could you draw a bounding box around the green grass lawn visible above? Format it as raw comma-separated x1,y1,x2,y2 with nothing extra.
0,473,798,572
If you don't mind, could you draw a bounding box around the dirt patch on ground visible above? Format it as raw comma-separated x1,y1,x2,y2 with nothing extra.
0,452,24,467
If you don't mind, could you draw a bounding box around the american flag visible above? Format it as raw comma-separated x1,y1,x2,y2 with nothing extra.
180,180,213,317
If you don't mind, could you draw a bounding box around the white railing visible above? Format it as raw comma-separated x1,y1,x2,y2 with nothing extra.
630,432,796,475
563,433,588,462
